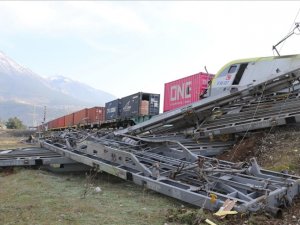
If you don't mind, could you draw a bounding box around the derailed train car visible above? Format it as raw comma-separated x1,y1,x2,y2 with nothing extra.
163,72,213,112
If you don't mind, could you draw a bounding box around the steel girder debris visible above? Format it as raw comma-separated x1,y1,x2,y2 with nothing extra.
3,66,300,216
40,132,300,216
0,147,75,167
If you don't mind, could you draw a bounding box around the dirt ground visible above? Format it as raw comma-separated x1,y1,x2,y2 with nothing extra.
218,125,300,173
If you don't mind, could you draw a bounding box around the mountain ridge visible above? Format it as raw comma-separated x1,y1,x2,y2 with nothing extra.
0,51,115,126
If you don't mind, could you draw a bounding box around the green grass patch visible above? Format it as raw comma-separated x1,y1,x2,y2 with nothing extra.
0,169,185,225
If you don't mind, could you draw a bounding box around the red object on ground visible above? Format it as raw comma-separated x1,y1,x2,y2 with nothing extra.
87,107,106,124
74,108,88,125
163,72,214,112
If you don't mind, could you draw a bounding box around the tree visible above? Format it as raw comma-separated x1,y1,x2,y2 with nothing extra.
5,117,26,129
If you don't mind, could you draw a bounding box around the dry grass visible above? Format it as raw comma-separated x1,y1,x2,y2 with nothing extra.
0,130,186,225
1,127,300,225
0,137,32,149
0,129,34,149
0,169,185,225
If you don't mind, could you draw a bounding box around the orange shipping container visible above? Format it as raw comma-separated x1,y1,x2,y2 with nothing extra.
48,118,58,129
74,108,88,125
57,116,65,128
65,113,74,127
88,107,105,124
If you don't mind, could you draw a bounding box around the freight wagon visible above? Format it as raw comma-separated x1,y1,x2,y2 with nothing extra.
103,92,160,128
43,92,160,130
87,107,106,125
164,72,214,112
44,107,106,130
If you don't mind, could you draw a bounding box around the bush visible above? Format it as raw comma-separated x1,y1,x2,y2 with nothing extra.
5,117,26,129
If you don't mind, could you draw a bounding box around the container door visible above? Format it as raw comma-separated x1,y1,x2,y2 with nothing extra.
149,94,160,115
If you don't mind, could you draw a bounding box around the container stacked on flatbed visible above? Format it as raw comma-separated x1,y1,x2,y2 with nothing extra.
43,92,160,130
120,92,160,119
42,70,215,130
65,113,74,127
105,99,121,120
74,108,88,126
103,92,160,127
87,107,105,124
164,72,213,112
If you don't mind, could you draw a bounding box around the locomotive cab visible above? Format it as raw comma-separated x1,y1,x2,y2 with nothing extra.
209,54,300,97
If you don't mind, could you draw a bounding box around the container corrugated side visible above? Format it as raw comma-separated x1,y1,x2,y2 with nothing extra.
47,120,53,129
74,108,88,125
120,93,141,118
88,107,106,124
49,118,59,129
105,99,121,120
163,72,213,112
65,113,74,127
120,92,160,118
57,116,65,128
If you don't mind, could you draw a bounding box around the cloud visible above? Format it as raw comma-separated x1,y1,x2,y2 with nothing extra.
65,2,150,34
0,2,150,36
83,38,122,54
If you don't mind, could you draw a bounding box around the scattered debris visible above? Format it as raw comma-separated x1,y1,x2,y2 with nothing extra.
214,199,237,219
205,218,217,225
94,186,101,193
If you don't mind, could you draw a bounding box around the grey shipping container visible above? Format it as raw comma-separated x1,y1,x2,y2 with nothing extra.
120,92,160,119
105,99,121,120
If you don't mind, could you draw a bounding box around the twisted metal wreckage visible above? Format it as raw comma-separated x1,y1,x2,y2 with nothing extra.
2,52,300,216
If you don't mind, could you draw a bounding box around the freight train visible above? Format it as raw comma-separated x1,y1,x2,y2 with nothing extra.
40,72,212,131
42,92,161,131
40,53,300,132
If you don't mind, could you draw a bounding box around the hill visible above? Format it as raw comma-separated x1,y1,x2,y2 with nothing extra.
0,51,115,126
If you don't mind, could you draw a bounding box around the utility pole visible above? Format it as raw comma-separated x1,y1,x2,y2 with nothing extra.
43,106,47,124
42,106,47,131
32,104,37,128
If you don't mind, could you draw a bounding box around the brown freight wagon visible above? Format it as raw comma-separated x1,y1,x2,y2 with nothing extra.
48,119,58,130
57,116,65,128
65,113,75,127
74,108,88,126
88,107,106,125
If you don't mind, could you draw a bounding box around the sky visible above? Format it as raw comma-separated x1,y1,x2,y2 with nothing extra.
1,1,300,100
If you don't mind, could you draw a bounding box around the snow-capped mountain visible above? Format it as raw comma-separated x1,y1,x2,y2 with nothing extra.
0,51,32,75
0,51,115,126
47,75,115,106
